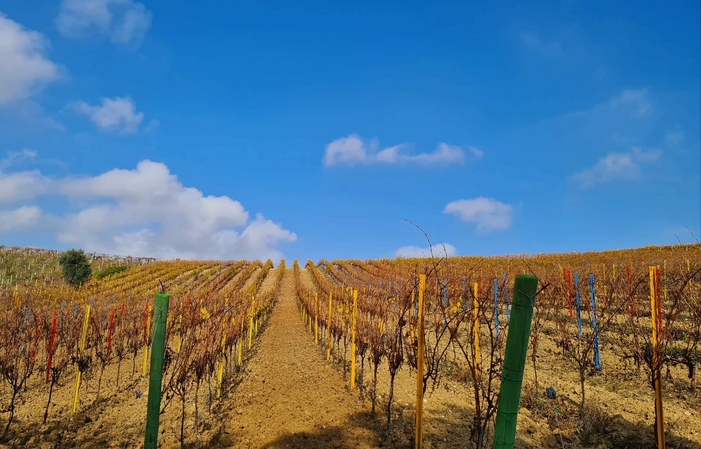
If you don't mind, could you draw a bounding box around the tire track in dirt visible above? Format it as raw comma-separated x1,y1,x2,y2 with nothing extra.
217,269,379,448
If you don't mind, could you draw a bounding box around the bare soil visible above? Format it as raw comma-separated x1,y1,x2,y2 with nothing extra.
214,269,378,448
1,268,700,448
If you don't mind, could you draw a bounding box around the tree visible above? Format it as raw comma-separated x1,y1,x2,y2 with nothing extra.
59,249,92,287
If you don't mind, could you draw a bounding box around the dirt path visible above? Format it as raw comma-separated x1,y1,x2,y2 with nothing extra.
218,269,379,448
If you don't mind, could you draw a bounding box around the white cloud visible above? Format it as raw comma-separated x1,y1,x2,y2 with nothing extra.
520,31,562,57
559,88,653,126
324,135,367,166
0,149,37,171
56,0,152,45
0,13,61,106
395,243,457,259
0,206,42,232
0,170,50,204
73,96,144,133
607,88,652,119
444,197,514,232
323,134,474,167
467,146,484,160
0,159,297,261
570,147,661,189
665,127,684,146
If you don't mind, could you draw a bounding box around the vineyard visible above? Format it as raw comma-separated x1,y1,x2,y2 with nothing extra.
0,244,699,448
0,251,282,448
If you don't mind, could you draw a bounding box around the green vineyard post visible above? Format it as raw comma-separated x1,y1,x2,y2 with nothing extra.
144,293,170,449
493,275,538,449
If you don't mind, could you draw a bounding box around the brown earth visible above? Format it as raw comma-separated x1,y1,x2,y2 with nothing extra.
2,268,700,449
214,268,379,448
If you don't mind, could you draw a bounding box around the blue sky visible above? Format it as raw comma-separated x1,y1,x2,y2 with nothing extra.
0,0,699,262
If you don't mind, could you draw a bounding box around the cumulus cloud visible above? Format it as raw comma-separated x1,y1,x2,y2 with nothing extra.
0,170,50,204
0,159,296,261
0,13,61,106
323,134,475,167
0,150,55,203
570,147,661,189
0,206,42,232
56,0,152,45
395,243,457,259
444,197,513,232
73,96,144,133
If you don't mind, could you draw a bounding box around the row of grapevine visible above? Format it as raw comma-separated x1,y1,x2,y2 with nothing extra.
0,258,282,445
296,244,700,448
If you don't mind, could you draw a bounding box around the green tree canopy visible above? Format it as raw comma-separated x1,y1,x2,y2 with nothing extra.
59,249,92,287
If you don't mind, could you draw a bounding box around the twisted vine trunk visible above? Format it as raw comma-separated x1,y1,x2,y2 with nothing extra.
4,389,18,436
43,377,56,424
371,360,379,416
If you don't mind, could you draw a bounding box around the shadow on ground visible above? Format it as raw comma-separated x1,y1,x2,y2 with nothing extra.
4,388,701,448
248,400,701,449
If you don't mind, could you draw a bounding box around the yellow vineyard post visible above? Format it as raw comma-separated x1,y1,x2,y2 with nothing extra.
216,316,228,398
73,305,91,412
216,334,226,398
411,290,417,318
472,282,481,377
350,289,358,391
650,266,665,449
248,316,253,350
248,297,255,350
415,274,426,449
327,292,333,361
315,292,319,345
